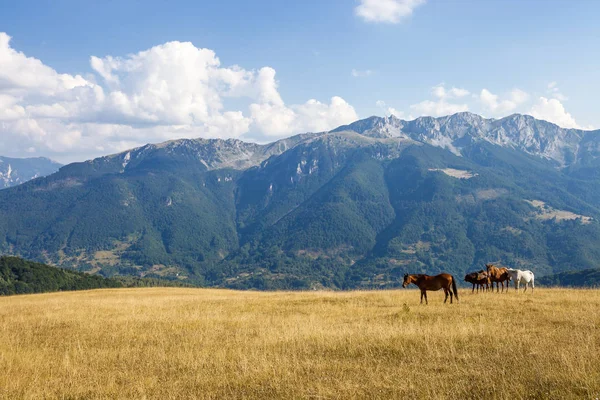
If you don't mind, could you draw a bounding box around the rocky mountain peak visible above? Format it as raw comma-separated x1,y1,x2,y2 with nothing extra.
332,112,598,166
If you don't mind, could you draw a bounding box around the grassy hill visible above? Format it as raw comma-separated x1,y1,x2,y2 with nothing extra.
0,256,121,295
0,256,197,295
538,268,600,287
0,288,598,398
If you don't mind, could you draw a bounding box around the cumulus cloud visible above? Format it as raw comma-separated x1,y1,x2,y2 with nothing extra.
0,33,358,162
355,0,426,24
378,84,588,130
376,100,405,118
410,99,468,117
529,97,581,129
0,32,90,96
409,84,469,117
546,81,568,101
251,97,357,136
479,88,529,115
432,85,470,99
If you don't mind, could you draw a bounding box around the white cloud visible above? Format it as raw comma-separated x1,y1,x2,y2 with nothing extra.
479,88,529,115
432,85,470,99
251,96,358,136
0,32,90,96
410,84,469,117
546,81,568,101
509,88,529,105
529,97,581,129
0,33,358,162
410,99,468,117
381,84,590,130
355,0,426,24
376,100,405,118
351,69,374,78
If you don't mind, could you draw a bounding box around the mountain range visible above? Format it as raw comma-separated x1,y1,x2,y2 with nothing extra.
0,156,62,189
1,112,600,289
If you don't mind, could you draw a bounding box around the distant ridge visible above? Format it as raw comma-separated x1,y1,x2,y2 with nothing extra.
0,156,62,189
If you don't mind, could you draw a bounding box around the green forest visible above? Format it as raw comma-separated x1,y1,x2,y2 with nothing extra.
538,268,600,287
0,256,121,295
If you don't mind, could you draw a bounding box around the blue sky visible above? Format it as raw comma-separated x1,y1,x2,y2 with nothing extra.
0,0,598,162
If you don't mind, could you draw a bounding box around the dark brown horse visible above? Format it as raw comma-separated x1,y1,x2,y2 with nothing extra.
402,273,459,304
485,263,511,293
464,270,490,293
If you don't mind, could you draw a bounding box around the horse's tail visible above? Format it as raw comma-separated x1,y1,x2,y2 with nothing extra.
451,275,459,302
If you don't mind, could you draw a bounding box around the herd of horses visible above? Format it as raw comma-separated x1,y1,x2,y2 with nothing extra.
402,263,535,304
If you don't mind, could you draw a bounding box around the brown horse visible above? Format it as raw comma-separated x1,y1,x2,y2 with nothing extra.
402,273,459,304
464,270,490,293
485,263,511,293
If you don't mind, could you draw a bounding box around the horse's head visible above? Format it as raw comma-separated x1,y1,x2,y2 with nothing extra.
402,274,412,288
485,263,495,274
464,272,478,283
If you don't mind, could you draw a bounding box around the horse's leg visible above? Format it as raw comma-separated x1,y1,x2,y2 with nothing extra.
444,288,448,304
449,287,453,304
424,291,428,305
472,283,475,293
524,280,528,292
420,291,424,304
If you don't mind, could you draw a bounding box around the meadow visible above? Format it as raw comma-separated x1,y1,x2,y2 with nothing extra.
0,287,599,399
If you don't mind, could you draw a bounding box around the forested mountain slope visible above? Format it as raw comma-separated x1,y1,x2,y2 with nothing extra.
1,113,600,289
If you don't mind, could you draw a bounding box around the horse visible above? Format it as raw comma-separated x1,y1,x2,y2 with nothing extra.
485,264,511,293
506,268,535,292
402,273,459,304
464,270,490,293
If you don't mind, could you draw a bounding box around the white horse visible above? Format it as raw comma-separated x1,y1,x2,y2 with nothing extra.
506,268,534,292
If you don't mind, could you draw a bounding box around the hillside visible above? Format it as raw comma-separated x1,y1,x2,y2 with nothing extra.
1,113,600,288
0,256,121,295
538,268,600,287
0,156,62,189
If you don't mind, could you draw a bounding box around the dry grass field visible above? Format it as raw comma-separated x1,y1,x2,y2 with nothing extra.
0,288,599,399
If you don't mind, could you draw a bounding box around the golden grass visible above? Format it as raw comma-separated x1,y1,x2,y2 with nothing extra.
1,288,599,399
